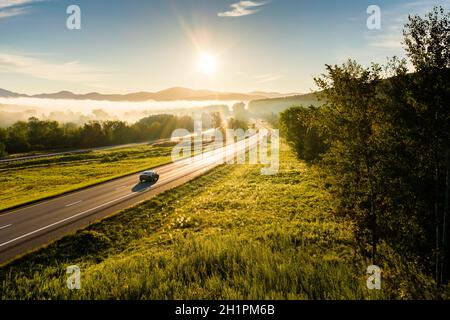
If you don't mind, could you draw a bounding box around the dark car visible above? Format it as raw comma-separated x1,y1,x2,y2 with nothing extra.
139,170,159,183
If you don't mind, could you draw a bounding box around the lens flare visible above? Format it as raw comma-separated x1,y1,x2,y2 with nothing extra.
197,53,217,75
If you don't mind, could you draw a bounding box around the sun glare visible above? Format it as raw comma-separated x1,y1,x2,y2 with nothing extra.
197,52,217,75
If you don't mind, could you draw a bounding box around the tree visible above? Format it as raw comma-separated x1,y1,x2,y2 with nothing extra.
26,117,64,150
79,122,108,147
279,106,327,162
227,117,248,131
232,102,249,122
6,121,30,153
314,60,386,263
403,6,450,284
211,112,223,129
0,127,7,157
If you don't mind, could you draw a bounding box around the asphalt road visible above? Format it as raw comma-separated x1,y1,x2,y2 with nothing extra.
0,135,257,265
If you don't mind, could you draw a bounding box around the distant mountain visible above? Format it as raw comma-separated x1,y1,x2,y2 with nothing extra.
248,91,299,99
152,87,217,100
0,87,296,102
248,93,320,116
0,88,21,98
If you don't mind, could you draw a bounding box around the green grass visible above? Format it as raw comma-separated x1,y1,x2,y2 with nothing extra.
0,143,441,299
0,145,172,211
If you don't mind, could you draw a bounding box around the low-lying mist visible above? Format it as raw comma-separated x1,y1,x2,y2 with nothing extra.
0,97,242,127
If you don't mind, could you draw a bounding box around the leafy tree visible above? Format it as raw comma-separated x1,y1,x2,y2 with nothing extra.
227,117,248,131
232,102,249,122
403,6,450,284
79,122,108,147
0,127,7,157
279,106,327,162
6,121,30,153
27,117,64,149
314,60,386,262
211,112,223,129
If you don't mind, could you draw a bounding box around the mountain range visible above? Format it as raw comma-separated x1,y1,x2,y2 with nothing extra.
0,87,298,102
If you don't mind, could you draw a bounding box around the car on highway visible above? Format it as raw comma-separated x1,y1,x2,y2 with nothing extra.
139,170,160,184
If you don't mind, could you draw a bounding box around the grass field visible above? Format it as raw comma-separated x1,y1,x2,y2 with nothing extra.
0,145,172,211
0,143,440,299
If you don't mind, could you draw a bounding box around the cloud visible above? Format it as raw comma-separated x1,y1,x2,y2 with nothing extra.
218,1,269,18
0,52,106,85
254,73,282,83
0,0,41,19
0,5,28,17
0,0,38,9
236,72,283,84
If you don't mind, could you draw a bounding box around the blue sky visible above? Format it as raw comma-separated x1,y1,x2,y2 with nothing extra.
0,0,448,94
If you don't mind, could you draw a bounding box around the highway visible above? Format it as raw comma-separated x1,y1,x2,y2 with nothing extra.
0,135,257,264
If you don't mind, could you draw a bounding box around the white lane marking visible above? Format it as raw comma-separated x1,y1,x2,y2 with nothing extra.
0,162,217,248
1,137,255,217
0,224,12,230
65,200,82,207
0,137,259,249
0,164,181,217
0,192,136,248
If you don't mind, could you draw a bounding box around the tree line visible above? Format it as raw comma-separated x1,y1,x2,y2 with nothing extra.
0,114,194,156
280,7,450,285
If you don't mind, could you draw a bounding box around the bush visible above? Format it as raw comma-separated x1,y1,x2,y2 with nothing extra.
279,106,328,162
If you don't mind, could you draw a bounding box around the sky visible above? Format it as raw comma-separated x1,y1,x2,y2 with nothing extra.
0,0,449,95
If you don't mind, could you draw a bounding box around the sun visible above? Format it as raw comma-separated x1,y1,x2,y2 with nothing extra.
197,52,217,75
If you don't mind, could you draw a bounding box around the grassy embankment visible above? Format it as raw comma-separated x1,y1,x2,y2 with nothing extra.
0,142,439,299
0,145,172,211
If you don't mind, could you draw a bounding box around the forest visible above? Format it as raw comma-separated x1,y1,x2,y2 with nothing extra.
0,114,195,156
